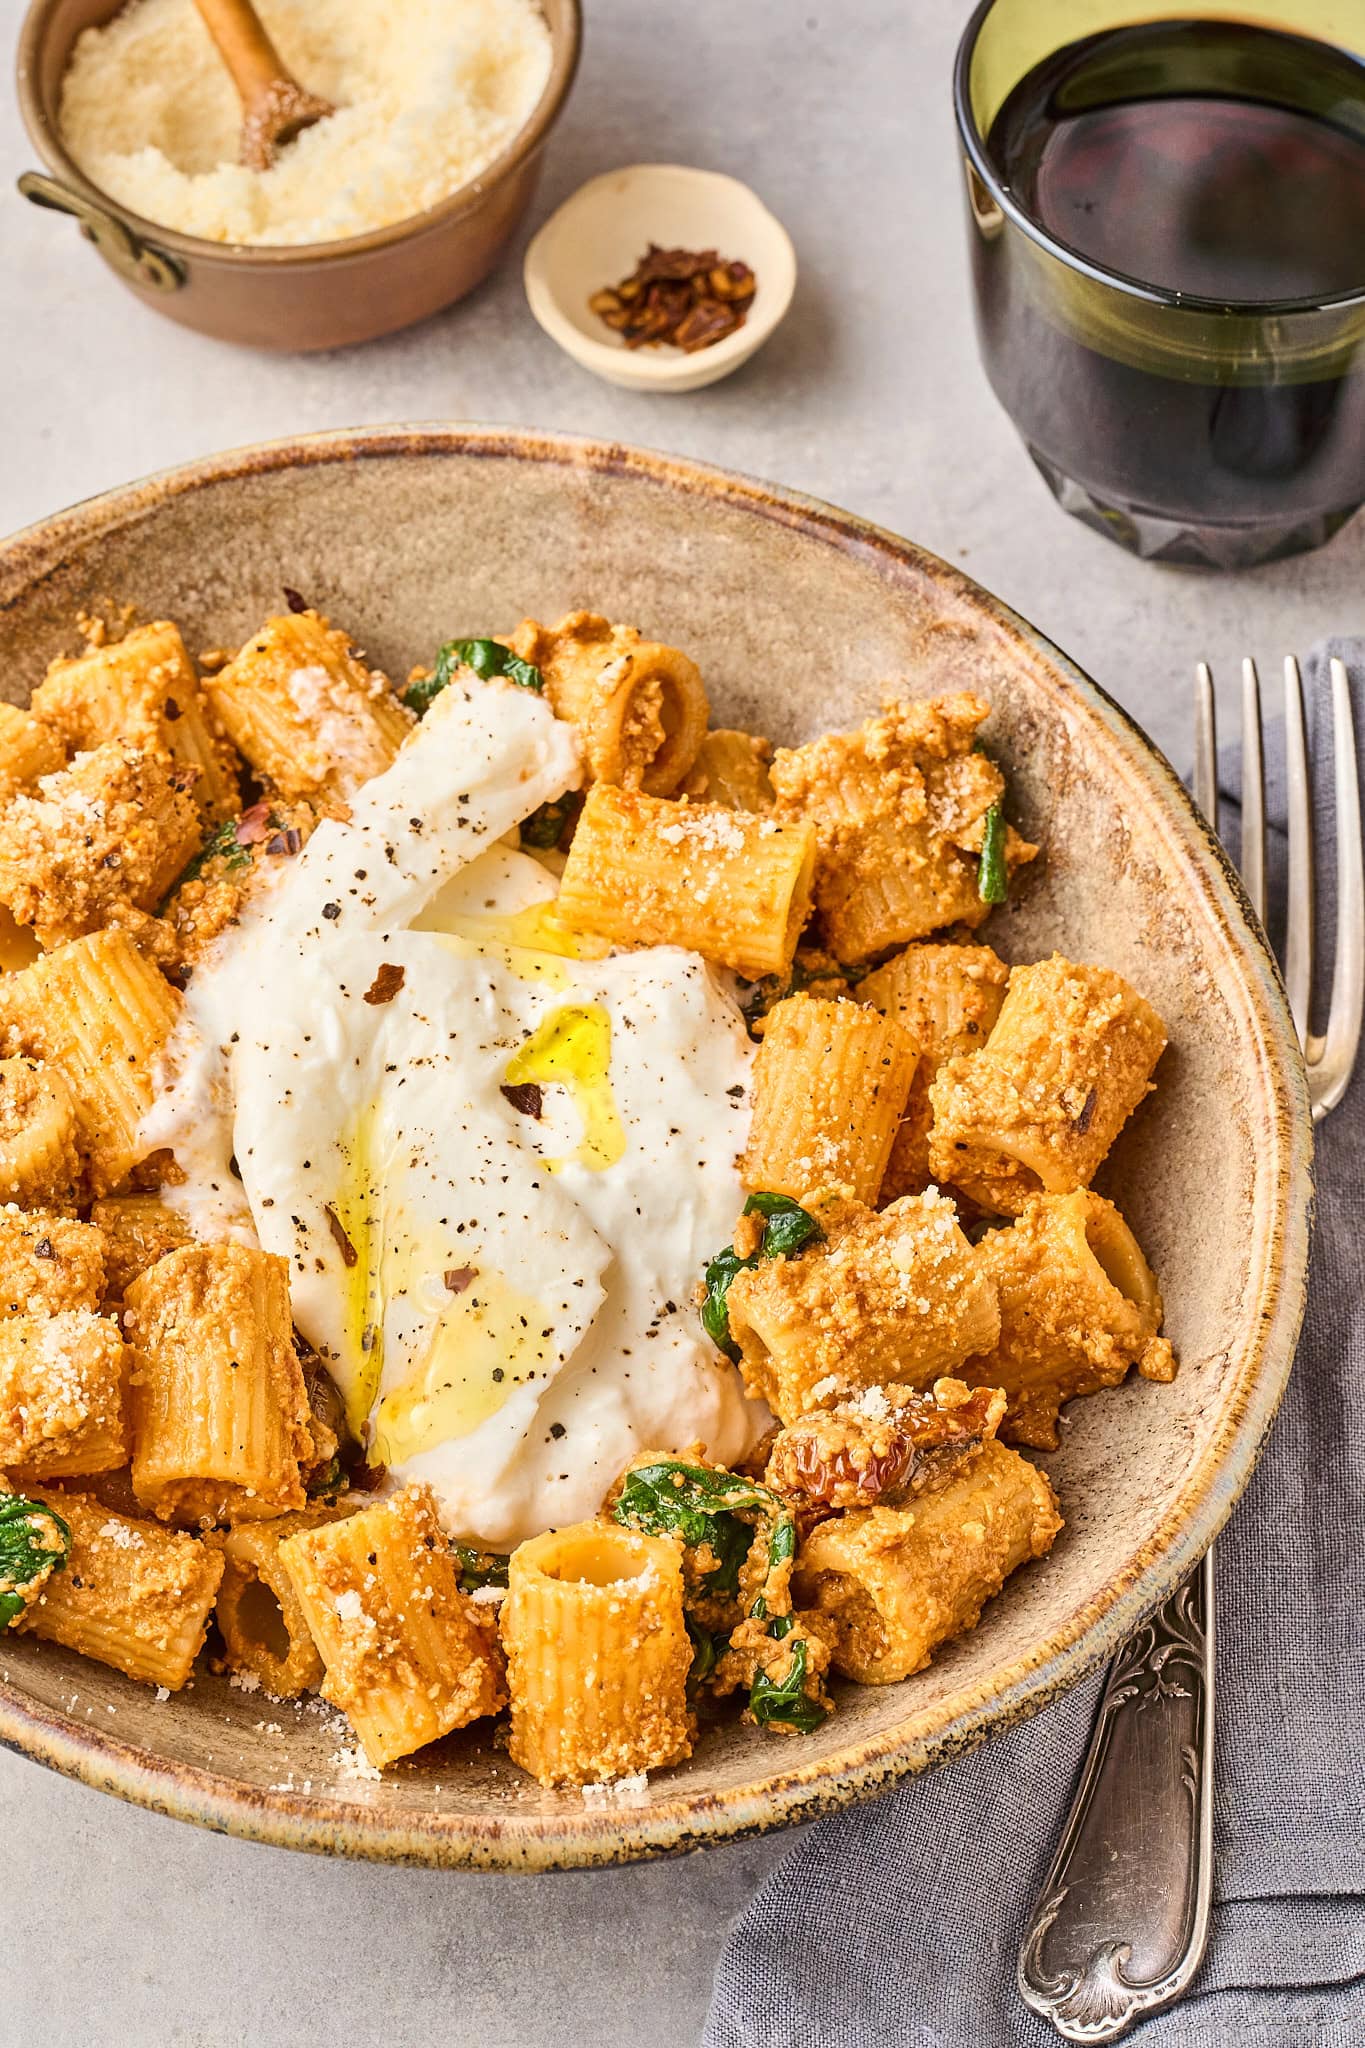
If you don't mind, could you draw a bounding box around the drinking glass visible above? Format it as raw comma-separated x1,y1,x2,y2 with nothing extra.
953,0,1365,568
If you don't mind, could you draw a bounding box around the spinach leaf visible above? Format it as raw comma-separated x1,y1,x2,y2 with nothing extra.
742,1192,823,1259
699,1194,823,1361
749,1638,829,1733
613,1460,797,1615
684,1615,721,1686
405,638,544,716
614,1461,759,1598
0,1494,71,1630
452,1542,509,1595
305,1457,346,1502
978,801,1008,905
520,794,577,850
700,1245,751,1363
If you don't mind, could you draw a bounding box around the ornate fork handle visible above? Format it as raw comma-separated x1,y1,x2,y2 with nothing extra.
1017,1549,1215,2042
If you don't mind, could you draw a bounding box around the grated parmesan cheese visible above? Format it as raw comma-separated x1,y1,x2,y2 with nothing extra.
59,0,555,248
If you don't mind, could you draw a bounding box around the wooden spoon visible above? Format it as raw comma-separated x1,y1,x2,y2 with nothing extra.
192,0,334,171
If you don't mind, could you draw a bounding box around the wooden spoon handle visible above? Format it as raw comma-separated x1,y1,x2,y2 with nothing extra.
191,0,333,167
193,0,292,108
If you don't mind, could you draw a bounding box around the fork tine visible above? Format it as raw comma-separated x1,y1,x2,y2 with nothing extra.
1283,656,1315,1046
1311,657,1364,1119
1194,662,1218,830
1240,659,1266,923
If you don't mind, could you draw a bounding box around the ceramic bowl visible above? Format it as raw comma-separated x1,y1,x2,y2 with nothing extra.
524,165,796,390
0,427,1312,1868
15,0,580,352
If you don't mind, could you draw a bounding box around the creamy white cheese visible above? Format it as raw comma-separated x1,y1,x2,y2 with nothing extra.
141,675,761,1545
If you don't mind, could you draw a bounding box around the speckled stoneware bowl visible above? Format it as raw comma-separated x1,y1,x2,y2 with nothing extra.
0,427,1312,1869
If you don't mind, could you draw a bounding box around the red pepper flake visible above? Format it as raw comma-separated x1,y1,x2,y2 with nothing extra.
324,1205,358,1268
590,245,756,353
235,802,275,846
363,963,406,1006
500,1082,543,1120
444,1265,477,1295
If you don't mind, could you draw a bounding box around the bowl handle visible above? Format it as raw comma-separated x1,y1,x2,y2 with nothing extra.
17,172,184,293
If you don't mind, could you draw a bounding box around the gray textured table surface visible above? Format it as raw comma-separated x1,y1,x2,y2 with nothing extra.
2,2,1362,2043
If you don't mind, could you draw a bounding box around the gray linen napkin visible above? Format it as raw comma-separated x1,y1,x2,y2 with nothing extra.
706,643,1365,2048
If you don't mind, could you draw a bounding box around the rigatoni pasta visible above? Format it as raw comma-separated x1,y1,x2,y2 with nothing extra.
929,953,1167,1214
741,994,919,1205
0,1060,81,1206
680,728,774,811
558,783,816,978
0,704,65,806
0,1311,127,1480
509,611,709,795
89,1193,194,1301
725,1188,1002,1423
859,941,1009,1200
794,1440,1062,1682
31,619,240,823
210,1505,352,1698
502,1521,693,1786
11,1486,223,1689
125,1244,314,1526
3,929,180,1197
279,1484,506,1769
0,743,201,950
204,609,412,807
960,1191,1174,1448
770,694,1037,961
0,1206,105,1316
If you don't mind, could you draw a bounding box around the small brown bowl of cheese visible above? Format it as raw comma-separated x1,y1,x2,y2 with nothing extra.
15,0,580,351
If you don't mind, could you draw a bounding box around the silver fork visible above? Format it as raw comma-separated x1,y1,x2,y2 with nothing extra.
1017,655,1363,2043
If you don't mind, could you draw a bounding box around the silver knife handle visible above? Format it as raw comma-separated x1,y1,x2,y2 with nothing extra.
1017,1548,1215,2043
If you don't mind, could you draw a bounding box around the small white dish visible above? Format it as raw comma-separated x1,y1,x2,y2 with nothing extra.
524,163,797,392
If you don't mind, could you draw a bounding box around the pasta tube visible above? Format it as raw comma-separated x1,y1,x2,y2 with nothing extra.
0,704,65,805
680,729,775,812
0,1311,127,1480
210,1505,353,1698
741,994,919,1205
0,1206,105,1316
725,1188,1001,1424
89,1193,194,1301
770,694,1036,960
126,1245,313,1526
794,1440,1062,1681
558,783,816,979
929,954,1167,1214
11,1485,223,1689
0,1059,80,1206
279,1484,506,1768
32,620,239,822
503,1521,693,1787
509,612,709,795
859,942,1009,1199
3,931,180,1197
0,743,201,950
203,610,411,806
961,1191,1175,1448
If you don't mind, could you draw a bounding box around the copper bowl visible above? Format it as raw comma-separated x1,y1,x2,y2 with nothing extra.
0,427,1312,1868
15,0,580,351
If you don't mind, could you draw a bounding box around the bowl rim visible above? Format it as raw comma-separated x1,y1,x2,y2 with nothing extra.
15,0,582,265
522,163,798,386
0,423,1314,1870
